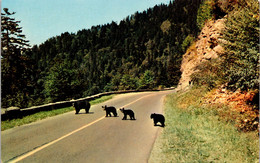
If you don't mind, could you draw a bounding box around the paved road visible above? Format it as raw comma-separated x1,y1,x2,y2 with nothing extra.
1,90,174,163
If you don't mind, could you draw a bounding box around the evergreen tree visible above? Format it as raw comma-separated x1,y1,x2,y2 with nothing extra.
1,8,31,107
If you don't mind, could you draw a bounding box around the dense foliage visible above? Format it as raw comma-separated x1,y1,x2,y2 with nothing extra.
2,0,203,108
221,0,260,91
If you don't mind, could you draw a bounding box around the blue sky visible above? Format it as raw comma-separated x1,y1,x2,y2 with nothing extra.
2,0,170,46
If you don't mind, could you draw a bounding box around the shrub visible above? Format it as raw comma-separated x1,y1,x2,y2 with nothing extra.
181,35,195,52
191,59,226,89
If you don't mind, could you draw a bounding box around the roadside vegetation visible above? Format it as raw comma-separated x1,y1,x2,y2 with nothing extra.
149,88,259,162
150,0,259,162
1,95,114,131
191,0,259,132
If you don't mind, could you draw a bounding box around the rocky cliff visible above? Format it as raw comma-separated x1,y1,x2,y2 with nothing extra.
177,16,259,132
177,18,225,90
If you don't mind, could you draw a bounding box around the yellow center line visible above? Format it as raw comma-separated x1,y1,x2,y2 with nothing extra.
10,93,155,163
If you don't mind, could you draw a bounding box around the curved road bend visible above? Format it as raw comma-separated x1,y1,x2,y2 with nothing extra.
1,90,175,163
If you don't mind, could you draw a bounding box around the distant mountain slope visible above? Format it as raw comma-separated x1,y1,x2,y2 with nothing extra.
22,0,203,106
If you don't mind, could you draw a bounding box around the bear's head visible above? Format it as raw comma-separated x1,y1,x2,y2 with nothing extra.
150,113,155,119
102,105,107,110
120,108,125,113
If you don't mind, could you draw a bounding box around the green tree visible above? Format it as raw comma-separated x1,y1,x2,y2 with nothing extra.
43,61,82,102
1,8,31,108
111,73,121,90
139,70,155,89
196,0,214,30
120,74,138,90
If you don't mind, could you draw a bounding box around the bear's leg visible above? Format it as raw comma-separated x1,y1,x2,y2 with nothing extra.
131,113,135,120
85,108,89,113
154,120,158,126
75,108,79,114
161,121,165,127
162,119,165,127
113,112,117,117
132,115,135,120
122,115,126,120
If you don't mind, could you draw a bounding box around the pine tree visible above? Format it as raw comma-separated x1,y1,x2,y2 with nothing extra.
1,8,30,58
1,8,31,107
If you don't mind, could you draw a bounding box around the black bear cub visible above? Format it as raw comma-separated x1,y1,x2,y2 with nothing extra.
150,113,165,127
102,105,117,117
73,100,91,114
120,108,136,120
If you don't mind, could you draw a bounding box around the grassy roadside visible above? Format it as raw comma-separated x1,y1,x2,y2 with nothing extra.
149,88,259,163
1,95,114,131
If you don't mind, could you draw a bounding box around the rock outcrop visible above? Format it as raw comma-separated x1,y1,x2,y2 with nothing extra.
177,18,226,90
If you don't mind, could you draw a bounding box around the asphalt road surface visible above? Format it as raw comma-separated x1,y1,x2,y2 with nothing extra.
1,90,174,163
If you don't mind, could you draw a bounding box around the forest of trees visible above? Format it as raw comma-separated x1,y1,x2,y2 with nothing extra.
2,0,259,110
2,0,203,108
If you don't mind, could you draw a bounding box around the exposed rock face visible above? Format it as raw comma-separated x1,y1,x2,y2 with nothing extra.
177,18,226,90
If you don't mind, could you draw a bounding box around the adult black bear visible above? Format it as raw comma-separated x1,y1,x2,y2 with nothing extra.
73,100,91,114
150,113,165,127
120,108,135,120
102,105,117,117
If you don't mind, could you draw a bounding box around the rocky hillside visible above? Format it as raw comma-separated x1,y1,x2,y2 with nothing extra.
177,0,259,132
177,18,225,90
